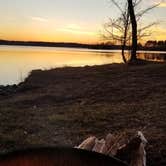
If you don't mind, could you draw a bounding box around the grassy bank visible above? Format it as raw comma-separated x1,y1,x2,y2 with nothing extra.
0,62,166,165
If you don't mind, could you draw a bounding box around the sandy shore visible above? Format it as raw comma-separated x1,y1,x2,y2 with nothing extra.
0,62,166,165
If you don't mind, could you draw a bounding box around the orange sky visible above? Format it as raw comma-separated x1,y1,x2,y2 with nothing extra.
0,0,165,44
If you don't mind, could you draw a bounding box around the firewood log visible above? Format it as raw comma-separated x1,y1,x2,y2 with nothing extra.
115,131,147,166
76,131,147,166
92,139,106,153
76,136,96,150
130,131,147,166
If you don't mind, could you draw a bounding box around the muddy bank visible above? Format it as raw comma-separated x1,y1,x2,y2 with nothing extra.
0,63,166,165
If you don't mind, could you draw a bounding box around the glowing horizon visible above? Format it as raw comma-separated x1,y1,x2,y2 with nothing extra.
0,0,165,44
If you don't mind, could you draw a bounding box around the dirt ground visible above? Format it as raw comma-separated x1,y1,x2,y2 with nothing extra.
0,62,166,165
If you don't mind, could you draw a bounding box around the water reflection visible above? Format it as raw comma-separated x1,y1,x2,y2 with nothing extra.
138,52,166,62
0,45,165,85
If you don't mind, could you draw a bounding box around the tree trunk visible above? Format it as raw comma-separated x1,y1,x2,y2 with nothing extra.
122,43,127,63
121,9,130,64
128,0,137,62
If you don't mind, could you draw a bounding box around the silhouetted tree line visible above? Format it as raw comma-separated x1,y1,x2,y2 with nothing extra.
144,40,166,51
0,40,122,50
0,39,165,51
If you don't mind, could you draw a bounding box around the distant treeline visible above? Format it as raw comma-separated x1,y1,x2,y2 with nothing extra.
144,40,166,51
0,40,121,50
0,39,166,51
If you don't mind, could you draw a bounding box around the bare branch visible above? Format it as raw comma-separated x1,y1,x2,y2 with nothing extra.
138,22,158,33
103,0,158,63
111,0,124,14
134,0,143,6
136,4,160,21
111,0,128,21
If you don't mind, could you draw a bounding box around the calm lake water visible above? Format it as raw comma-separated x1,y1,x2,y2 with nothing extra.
0,45,166,85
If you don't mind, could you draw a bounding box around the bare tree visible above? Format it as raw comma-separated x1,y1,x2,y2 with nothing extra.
103,0,159,63
103,1,130,63
128,0,137,62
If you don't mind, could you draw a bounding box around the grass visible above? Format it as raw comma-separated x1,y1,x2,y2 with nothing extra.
0,62,166,165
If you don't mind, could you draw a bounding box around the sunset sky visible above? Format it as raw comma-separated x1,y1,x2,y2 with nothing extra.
0,0,165,44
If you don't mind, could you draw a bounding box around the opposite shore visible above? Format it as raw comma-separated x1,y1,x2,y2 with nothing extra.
0,39,166,51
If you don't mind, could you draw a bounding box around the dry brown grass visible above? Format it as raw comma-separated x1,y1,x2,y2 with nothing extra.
0,62,166,165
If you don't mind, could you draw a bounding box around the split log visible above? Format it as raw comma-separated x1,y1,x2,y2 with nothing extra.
92,139,106,153
76,136,96,150
104,133,117,155
99,133,113,154
130,131,147,166
76,131,147,166
106,133,129,156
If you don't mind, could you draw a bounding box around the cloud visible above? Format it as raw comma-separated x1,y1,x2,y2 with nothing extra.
57,24,96,35
158,2,166,7
31,17,48,22
147,26,166,40
66,24,82,30
153,0,166,7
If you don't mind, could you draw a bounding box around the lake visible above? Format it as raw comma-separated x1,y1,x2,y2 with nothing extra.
0,45,166,85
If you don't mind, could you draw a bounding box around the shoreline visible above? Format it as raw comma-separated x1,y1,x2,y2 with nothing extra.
1,44,166,54
0,40,166,51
